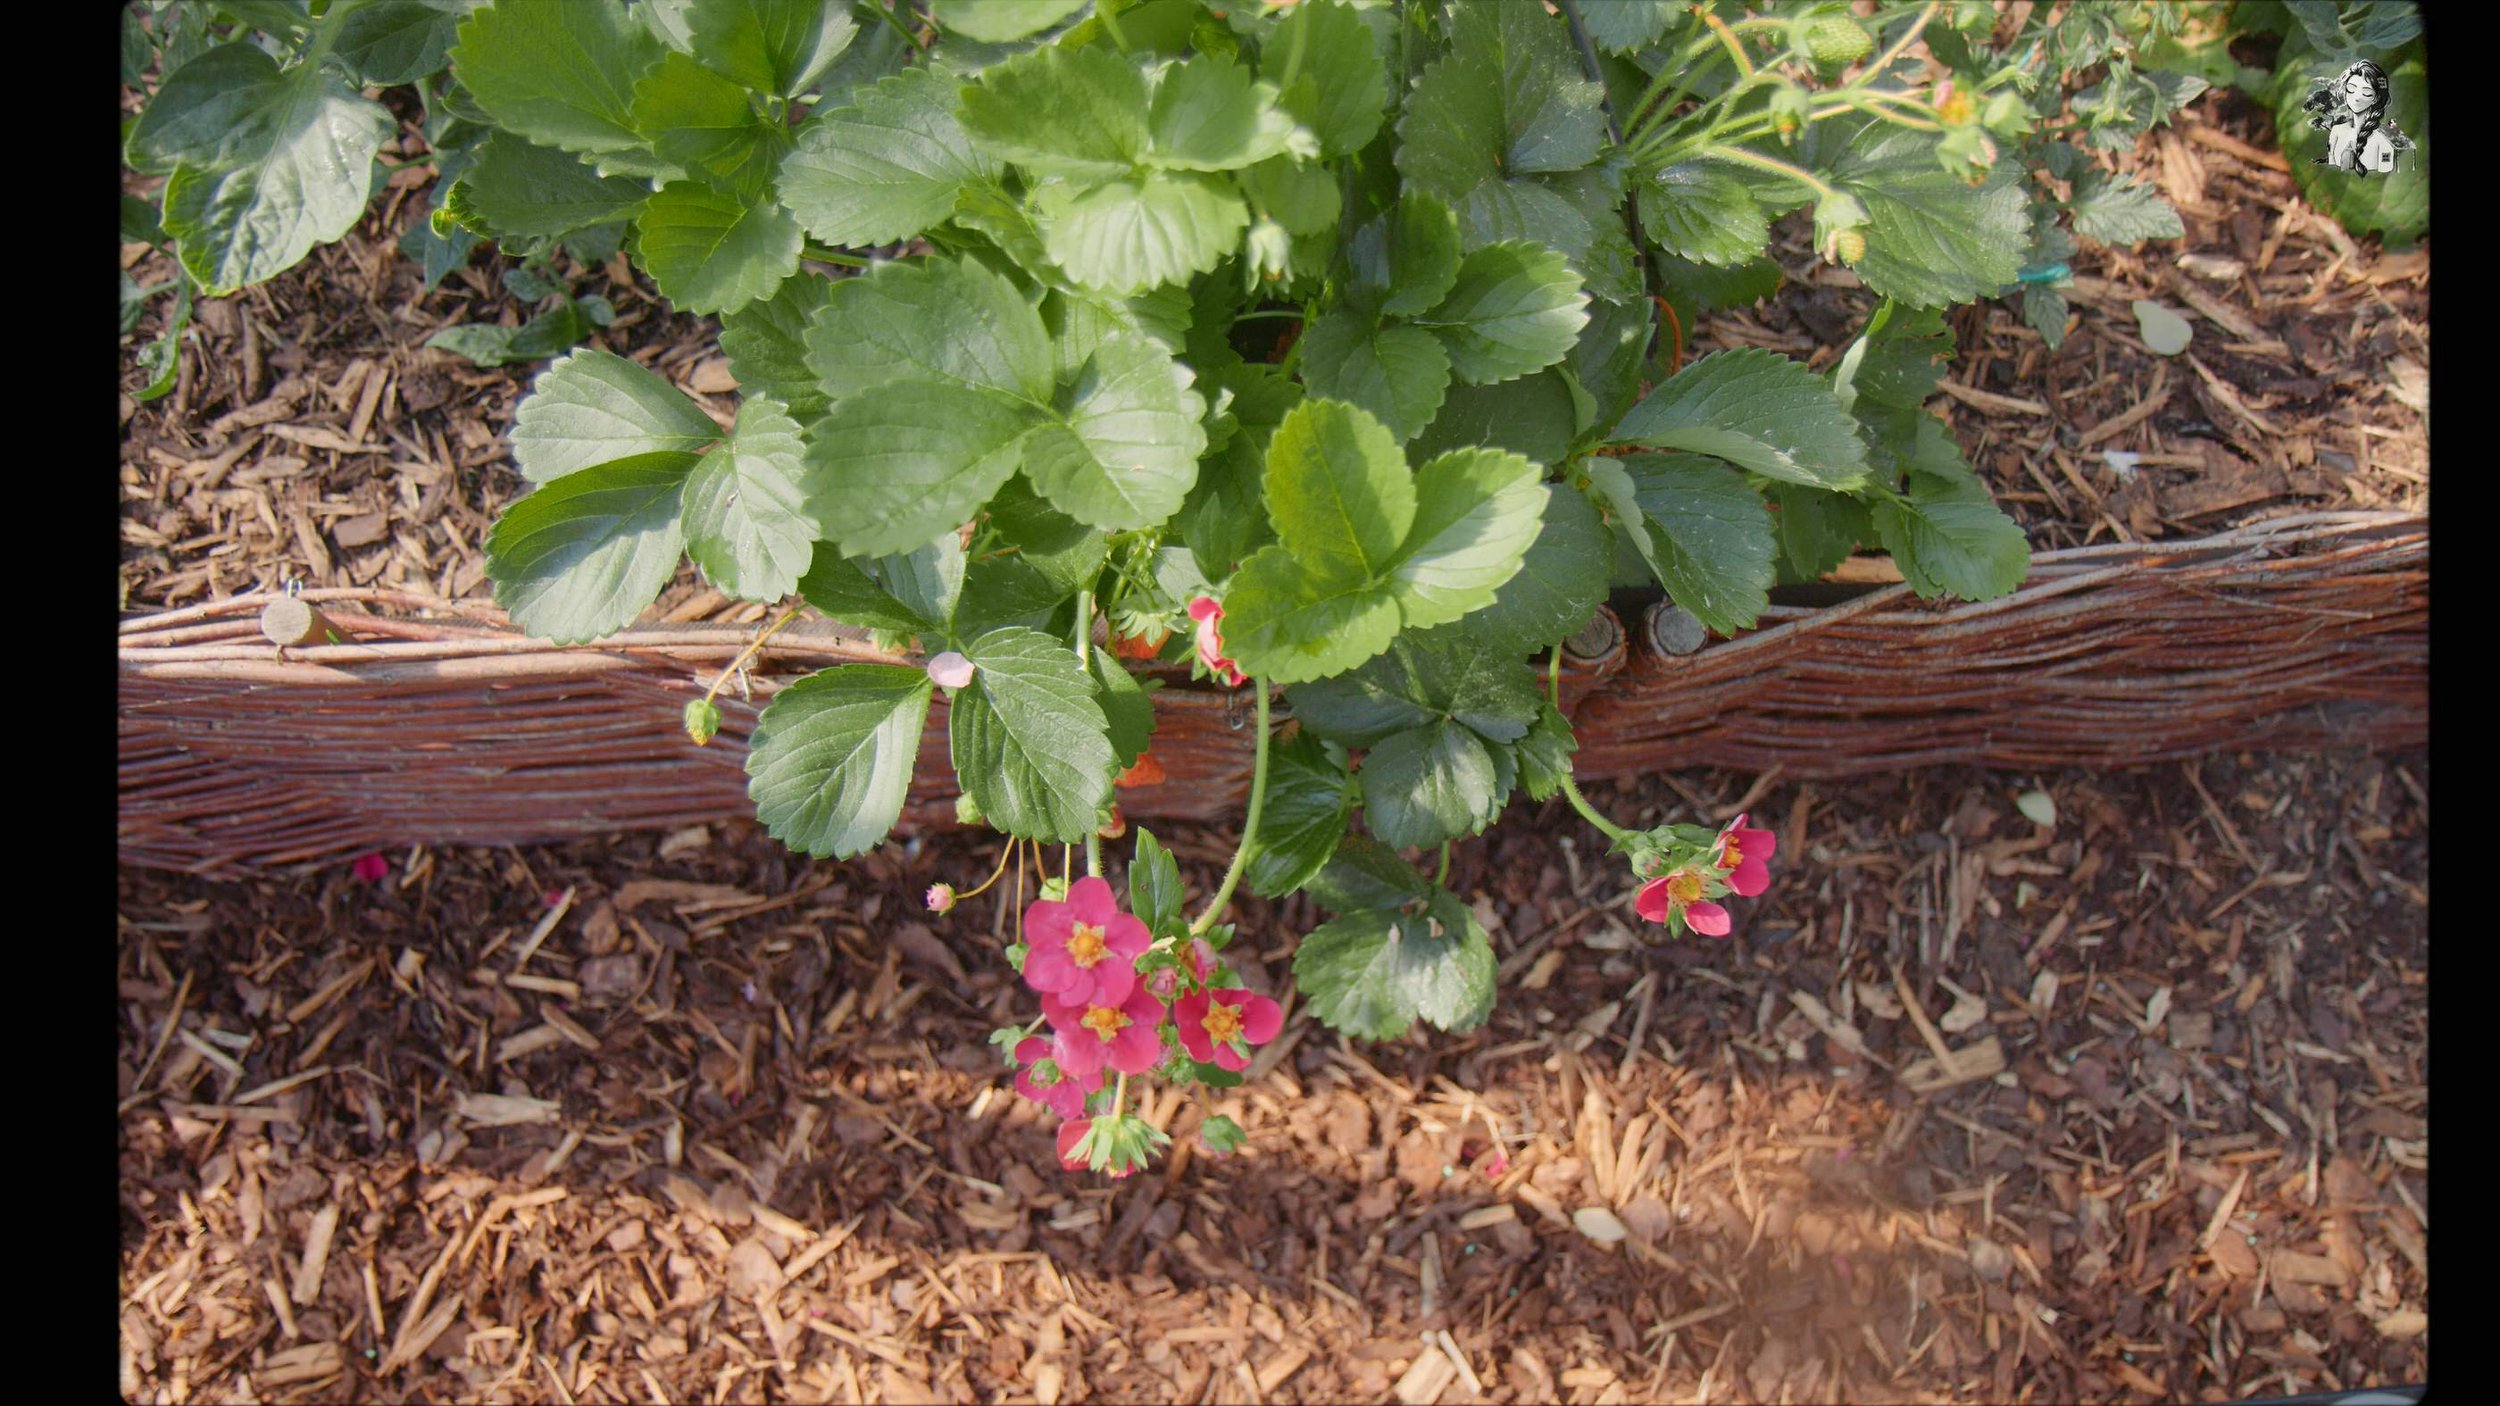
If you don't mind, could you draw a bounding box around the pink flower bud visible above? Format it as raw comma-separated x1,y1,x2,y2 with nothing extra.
925,883,957,914
352,852,389,884
926,651,975,689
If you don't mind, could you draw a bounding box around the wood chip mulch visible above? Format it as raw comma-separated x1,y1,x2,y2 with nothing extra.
119,748,2427,1404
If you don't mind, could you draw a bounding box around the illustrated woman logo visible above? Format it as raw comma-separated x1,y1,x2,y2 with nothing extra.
2303,59,2413,175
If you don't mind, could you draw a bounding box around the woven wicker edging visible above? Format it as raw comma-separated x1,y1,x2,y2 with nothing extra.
118,511,2425,876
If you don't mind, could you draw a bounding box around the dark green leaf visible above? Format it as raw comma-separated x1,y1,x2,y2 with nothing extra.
449,131,651,239
1637,161,1769,267
804,254,1053,402
877,533,967,631
509,348,723,484
1515,698,1575,802
1348,192,1462,319
1129,827,1186,935
803,382,1039,556
487,451,696,643
951,626,1118,842
1245,731,1355,899
1021,332,1208,529
1460,480,1610,656
1601,452,1776,636
2067,168,2185,246
1408,370,1578,468
684,0,855,96
1266,0,1384,158
1360,720,1503,847
632,181,804,314
745,664,933,857
1836,303,1952,412
1090,648,1156,769
1306,833,1429,913
1295,314,1452,443
1417,241,1589,385
1613,348,1870,491
720,271,832,418
336,1,462,84
1767,483,1870,582
1579,0,1677,52
1808,122,2028,309
453,0,664,162
797,554,932,633
932,0,1087,42
1293,891,1494,1039
632,51,787,197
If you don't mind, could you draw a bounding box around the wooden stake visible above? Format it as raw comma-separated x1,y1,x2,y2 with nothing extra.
260,597,342,648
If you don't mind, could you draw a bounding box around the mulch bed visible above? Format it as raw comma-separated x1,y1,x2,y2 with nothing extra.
118,751,2428,1403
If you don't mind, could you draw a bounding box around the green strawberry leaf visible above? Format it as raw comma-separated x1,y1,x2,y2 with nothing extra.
682,397,817,602
447,131,651,239
631,182,804,314
487,452,696,643
335,1,461,84
876,533,967,633
779,67,995,248
1612,348,1870,491
453,0,664,165
1387,448,1547,631
803,254,1053,403
1146,54,1307,171
509,348,724,485
1219,546,1404,685
1808,122,2029,309
1245,731,1355,899
1090,649,1156,770
2066,168,2186,247
745,664,933,858
1265,0,1385,158
1129,827,1186,936
1767,483,1871,582
930,0,1087,43
1295,314,1452,443
950,626,1118,842
1260,398,1416,584
1597,452,1776,637
1637,161,1768,268
1408,371,1578,469
1031,171,1249,296
142,45,395,294
1457,474,1610,656
682,0,856,97
802,382,1039,556
719,271,832,419
1515,697,1576,802
1416,241,1589,385
1021,331,1208,529
631,51,787,198
1293,890,1495,1040
1349,193,1463,319
796,555,934,634
1360,720,1504,848
959,43,1148,179
1306,833,1430,914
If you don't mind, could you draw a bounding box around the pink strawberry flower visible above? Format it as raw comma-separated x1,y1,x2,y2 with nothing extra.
353,852,389,884
1172,988,1283,1071
925,651,975,689
1042,985,1168,1078
1713,813,1778,897
1012,1035,1100,1119
1056,1118,1140,1178
1635,867,1732,937
1187,596,1248,687
1023,876,1152,1008
1143,937,1219,1004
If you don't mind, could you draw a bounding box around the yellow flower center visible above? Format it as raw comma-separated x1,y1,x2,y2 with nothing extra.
1666,871,1704,905
1081,1006,1129,1042
1720,836,1744,869
1202,1002,1244,1044
1067,922,1108,967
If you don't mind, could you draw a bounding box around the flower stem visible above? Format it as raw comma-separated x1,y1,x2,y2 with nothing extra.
954,837,1019,903
700,607,802,708
1112,1072,1129,1119
1075,589,1104,880
1189,679,1270,936
1435,842,1452,887
1549,647,1631,846
801,242,870,268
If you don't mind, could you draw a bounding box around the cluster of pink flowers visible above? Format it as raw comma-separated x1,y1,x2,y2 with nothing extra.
1633,813,1778,938
1002,876,1280,1175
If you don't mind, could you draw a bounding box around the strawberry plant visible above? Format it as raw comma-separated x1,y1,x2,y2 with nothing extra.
197,0,2201,1176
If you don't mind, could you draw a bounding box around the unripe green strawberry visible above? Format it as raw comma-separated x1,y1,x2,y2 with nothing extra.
1801,15,1872,68
1833,229,1867,265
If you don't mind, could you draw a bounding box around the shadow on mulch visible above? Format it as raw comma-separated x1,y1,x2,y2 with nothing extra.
119,748,2427,1404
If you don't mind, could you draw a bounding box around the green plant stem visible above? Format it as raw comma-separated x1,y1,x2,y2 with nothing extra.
1230,308,1306,323
1700,142,1840,199
1435,842,1452,887
1548,647,1629,846
1866,1,1940,81
1075,589,1103,880
700,607,803,707
864,0,924,54
802,243,871,268
1188,680,1270,936
1112,1072,1128,1119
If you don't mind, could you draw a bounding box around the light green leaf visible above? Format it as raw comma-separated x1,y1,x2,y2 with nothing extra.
1218,546,1402,685
1613,348,1870,491
877,534,966,631
1417,241,1589,385
631,182,804,314
448,131,650,239
745,664,933,858
1446,0,1606,173
509,348,723,484
683,0,855,96
1387,448,1546,630
1238,157,1340,237
2132,300,2193,356
1361,720,1503,848
336,1,462,84
145,47,394,294
931,0,1087,43
1295,314,1452,443
1262,399,1416,583
1021,331,1208,529
1293,893,1495,1040
780,67,994,247
959,43,1148,179
487,452,695,643
1266,0,1385,158
719,271,831,418
1580,0,1677,52
1874,487,2029,602
1032,171,1249,296
951,626,1117,842
1146,54,1306,171
1460,479,1610,655
1349,193,1462,319
2067,168,2186,246
1638,161,1767,267
453,0,663,161
1245,731,1354,899
1811,122,2029,309
802,382,1039,556
683,398,817,601
796,555,932,633
803,254,1052,402
1609,452,1776,637
631,51,785,197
